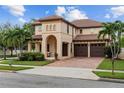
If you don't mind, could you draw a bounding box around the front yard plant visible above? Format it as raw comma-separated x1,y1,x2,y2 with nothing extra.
19,52,44,61
98,21,124,74
0,60,52,66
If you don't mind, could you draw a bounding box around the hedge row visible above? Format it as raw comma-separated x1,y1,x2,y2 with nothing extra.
19,52,45,61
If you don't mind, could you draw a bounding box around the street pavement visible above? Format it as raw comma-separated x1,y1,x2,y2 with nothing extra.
18,66,99,80
0,72,124,88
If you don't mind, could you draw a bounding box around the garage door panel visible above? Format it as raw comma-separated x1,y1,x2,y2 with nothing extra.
90,43,105,57
74,44,88,57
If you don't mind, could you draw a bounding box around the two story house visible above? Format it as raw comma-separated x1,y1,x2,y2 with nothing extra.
28,15,109,60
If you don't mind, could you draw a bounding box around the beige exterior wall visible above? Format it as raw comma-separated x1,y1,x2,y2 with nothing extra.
81,27,102,35
73,27,102,37
60,21,75,59
34,20,75,59
41,33,62,59
41,20,62,33
35,25,42,35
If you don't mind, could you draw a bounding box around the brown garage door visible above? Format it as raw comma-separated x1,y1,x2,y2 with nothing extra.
74,44,88,57
90,43,105,57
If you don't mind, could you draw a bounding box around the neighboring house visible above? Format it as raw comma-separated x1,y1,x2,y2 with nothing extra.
28,15,109,60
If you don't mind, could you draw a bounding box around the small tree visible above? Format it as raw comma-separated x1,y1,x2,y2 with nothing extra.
0,23,12,60
98,21,123,74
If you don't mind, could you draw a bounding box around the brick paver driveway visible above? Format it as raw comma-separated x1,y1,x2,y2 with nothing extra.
47,57,104,69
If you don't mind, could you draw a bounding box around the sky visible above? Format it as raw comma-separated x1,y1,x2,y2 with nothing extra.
0,5,124,25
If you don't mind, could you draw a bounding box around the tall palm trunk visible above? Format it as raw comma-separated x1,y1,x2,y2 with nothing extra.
110,40,115,75
116,32,121,59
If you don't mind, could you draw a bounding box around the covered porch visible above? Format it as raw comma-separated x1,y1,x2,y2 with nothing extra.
28,35,42,52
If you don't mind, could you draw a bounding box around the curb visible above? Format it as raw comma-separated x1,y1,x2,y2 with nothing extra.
0,70,16,73
99,78,124,83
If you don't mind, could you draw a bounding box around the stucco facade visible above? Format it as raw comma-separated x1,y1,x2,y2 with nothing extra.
28,15,109,60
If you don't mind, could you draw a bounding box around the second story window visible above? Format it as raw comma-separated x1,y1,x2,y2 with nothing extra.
49,25,52,30
46,24,56,31
80,29,82,34
35,25,42,31
67,24,69,34
46,25,48,31
53,24,56,31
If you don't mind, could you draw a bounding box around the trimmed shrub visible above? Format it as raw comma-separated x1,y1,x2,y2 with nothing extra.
27,56,33,61
19,56,26,61
19,52,45,61
35,55,44,61
104,46,112,58
104,45,121,58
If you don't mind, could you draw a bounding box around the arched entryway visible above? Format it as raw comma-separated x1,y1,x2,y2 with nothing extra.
46,35,57,58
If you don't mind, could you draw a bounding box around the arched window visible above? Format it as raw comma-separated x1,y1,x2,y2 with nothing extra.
53,24,56,31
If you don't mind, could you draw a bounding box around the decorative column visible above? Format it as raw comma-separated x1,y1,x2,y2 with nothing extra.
35,43,39,52
57,37,62,59
88,42,90,57
42,36,47,58
71,43,74,57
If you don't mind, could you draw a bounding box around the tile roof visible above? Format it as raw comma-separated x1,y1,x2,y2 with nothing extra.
32,35,42,40
72,19,103,28
73,34,109,41
39,15,63,21
33,15,103,28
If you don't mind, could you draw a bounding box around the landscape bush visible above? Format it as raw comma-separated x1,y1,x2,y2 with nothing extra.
19,52,45,61
104,45,121,58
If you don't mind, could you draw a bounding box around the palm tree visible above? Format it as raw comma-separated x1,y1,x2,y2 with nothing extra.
98,22,115,74
98,21,123,74
114,21,124,58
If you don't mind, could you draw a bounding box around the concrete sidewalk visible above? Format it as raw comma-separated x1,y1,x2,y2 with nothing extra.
18,66,99,80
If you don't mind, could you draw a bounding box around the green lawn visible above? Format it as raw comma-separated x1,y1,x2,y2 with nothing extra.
93,71,124,79
0,60,52,66
97,59,124,71
0,65,33,71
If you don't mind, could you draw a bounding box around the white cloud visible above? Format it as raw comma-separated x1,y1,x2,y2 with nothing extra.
105,14,111,19
55,6,66,16
105,6,124,19
55,6,88,21
111,6,124,18
45,10,49,14
18,18,26,23
5,5,26,17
